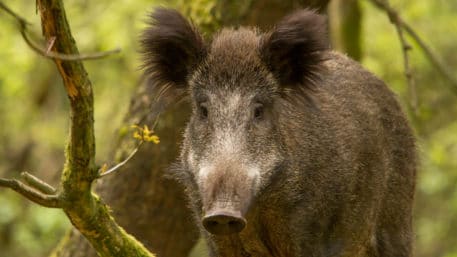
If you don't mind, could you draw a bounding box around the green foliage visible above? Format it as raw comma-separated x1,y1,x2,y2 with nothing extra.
0,191,69,257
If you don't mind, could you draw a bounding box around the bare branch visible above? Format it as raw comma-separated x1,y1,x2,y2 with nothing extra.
21,171,57,194
46,36,57,53
0,1,121,61
395,26,418,114
98,141,144,178
369,0,457,94
373,0,418,113
21,28,121,61
0,178,61,208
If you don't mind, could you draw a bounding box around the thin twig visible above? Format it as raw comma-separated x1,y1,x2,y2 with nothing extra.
21,28,121,60
21,171,57,194
0,178,61,208
0,1,121,61
97,141,144,178
376,0,418,114
98,116,161,178
369,0,457,94
46,36,56,53
394,24,418,114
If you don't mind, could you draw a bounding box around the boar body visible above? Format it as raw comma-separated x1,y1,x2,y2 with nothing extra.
141,9,416,257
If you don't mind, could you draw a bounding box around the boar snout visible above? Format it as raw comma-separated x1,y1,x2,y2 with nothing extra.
198,163,259,235
203,209,247,235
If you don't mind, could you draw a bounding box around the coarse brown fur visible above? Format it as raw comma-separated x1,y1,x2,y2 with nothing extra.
141,8,416,257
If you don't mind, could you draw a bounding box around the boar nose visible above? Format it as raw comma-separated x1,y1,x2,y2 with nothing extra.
202,210,247,235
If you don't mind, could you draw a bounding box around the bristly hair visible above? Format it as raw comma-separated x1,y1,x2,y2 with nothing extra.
140,8,207,88
260,9,329,91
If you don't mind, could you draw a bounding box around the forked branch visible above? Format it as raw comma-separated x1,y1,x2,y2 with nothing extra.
21,171,57,194
369,0,457,95
0,177,60,208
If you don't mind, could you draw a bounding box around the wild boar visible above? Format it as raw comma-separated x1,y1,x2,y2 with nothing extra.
141,8,416,257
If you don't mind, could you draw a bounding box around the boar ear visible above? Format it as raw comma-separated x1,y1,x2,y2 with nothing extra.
260,9,329,89
140,8,206,88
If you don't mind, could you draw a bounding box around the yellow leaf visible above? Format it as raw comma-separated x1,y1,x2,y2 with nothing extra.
99,163,108,174
130,124,159,144
133,131,142,140
143,125,151,135
150,135,160,144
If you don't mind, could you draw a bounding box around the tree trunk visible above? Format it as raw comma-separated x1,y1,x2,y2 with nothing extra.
328,0,362,61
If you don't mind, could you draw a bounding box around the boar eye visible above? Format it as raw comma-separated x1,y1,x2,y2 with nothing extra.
199,103,208,119
253,104,264,120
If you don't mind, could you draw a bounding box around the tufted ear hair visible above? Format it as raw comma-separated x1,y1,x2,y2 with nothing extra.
140,8,206,88
260,9,329,89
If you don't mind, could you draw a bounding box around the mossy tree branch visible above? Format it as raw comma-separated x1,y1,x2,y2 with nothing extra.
0,0,156,256
37,0,155,256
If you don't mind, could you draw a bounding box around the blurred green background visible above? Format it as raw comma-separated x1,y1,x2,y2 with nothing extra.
0,0,456,256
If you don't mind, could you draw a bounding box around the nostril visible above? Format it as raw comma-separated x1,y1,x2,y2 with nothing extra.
205,220,219,230
207,220,218,226
202,213,247,235
227,219,245,232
